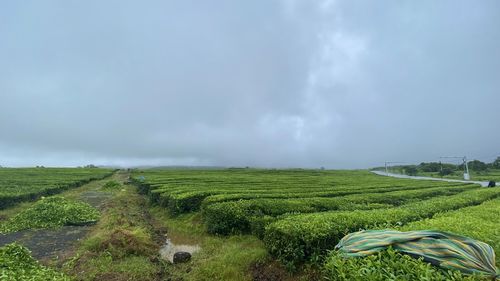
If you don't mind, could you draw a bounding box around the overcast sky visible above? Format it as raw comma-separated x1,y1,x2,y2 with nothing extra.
0,1,499,168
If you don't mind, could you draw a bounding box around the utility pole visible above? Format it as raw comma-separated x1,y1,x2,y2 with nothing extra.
439,156,469,180
463,156,470,180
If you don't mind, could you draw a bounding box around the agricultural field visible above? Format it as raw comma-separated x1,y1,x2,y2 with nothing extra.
133,168,500,280
1,168,498,280
0,167,114,209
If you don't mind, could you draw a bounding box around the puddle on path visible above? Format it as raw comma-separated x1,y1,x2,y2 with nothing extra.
159,237,200,263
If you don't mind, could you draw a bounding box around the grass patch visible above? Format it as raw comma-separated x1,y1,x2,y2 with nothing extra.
0,197,99,233
0,243,70,281
102,180,122,190
64,185,164,281
149,207,268,281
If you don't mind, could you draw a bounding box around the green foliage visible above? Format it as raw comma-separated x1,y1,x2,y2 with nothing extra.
102,180,122,190
131,169,500,275
468,160,488,172
65,188,161,281
0,197,100,233
402,197,500,262
439,167,455,176
0,167,113,209
133,169,470,215
491,157,500,169
0,243,70,281
419,162,442,172
404,165,418,176
323,248,478,281
263,188,500,268
202,185,471,235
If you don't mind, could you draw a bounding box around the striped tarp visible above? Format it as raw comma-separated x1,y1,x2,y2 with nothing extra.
335,230,499,279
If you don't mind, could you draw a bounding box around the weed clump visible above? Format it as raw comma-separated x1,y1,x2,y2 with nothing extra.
0,197,100,233
102,180,122,190
0,243,70,280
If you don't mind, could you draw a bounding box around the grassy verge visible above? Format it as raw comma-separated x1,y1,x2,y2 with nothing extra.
63,183,165,281
148,208,269,281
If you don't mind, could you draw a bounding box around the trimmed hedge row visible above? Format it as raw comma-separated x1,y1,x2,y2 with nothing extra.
135,173,471,215
202,184,475,235
263,187,500,269
401,197,500,260
200,182,470,207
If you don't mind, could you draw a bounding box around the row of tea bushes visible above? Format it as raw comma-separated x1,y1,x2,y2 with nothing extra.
202,184,475,235
263,187,500,269
0,168,114,209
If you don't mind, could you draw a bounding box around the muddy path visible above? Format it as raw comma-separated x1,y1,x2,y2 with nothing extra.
0,171,124,262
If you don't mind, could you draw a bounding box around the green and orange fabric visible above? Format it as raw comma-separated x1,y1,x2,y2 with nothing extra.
335,230,499,279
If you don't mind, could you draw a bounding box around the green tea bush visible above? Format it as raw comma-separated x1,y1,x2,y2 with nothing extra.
202,185,472,235
322,248,478,281
132,169,469,215
402,197,500,259
0,197,100,233
0,168,113,209
264,188,500,268
0,243,70,281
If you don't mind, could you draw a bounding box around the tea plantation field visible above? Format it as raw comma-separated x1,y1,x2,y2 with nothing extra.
0,167,114,209
133,169,500,278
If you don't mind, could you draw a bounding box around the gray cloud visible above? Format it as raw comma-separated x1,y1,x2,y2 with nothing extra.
1,0,499,168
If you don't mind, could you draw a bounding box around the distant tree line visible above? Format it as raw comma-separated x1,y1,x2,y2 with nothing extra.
396,157,500,177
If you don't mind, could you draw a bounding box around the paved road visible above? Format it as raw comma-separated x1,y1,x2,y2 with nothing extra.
371,170,497,187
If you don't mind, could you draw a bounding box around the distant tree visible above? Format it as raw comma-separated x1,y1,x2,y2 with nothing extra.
491,157,500,169
84,164,98,168
418,162,441,172
404,166,418,176
467,160,487,172
440,163,458,171
439,167,454,176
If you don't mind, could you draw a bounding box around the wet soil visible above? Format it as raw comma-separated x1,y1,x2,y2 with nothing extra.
0,225,91,261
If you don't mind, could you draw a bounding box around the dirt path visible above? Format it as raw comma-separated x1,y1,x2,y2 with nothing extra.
371,170,497,187
0,171,124,262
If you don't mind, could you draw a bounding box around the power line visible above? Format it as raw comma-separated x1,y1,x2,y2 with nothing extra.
439,156,469,180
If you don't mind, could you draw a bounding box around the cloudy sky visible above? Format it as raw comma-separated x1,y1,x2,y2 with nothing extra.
0,1,499,168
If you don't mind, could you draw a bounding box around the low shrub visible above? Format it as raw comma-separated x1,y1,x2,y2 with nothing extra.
102,180,122,190
0,243,70,281
323,248,478,281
